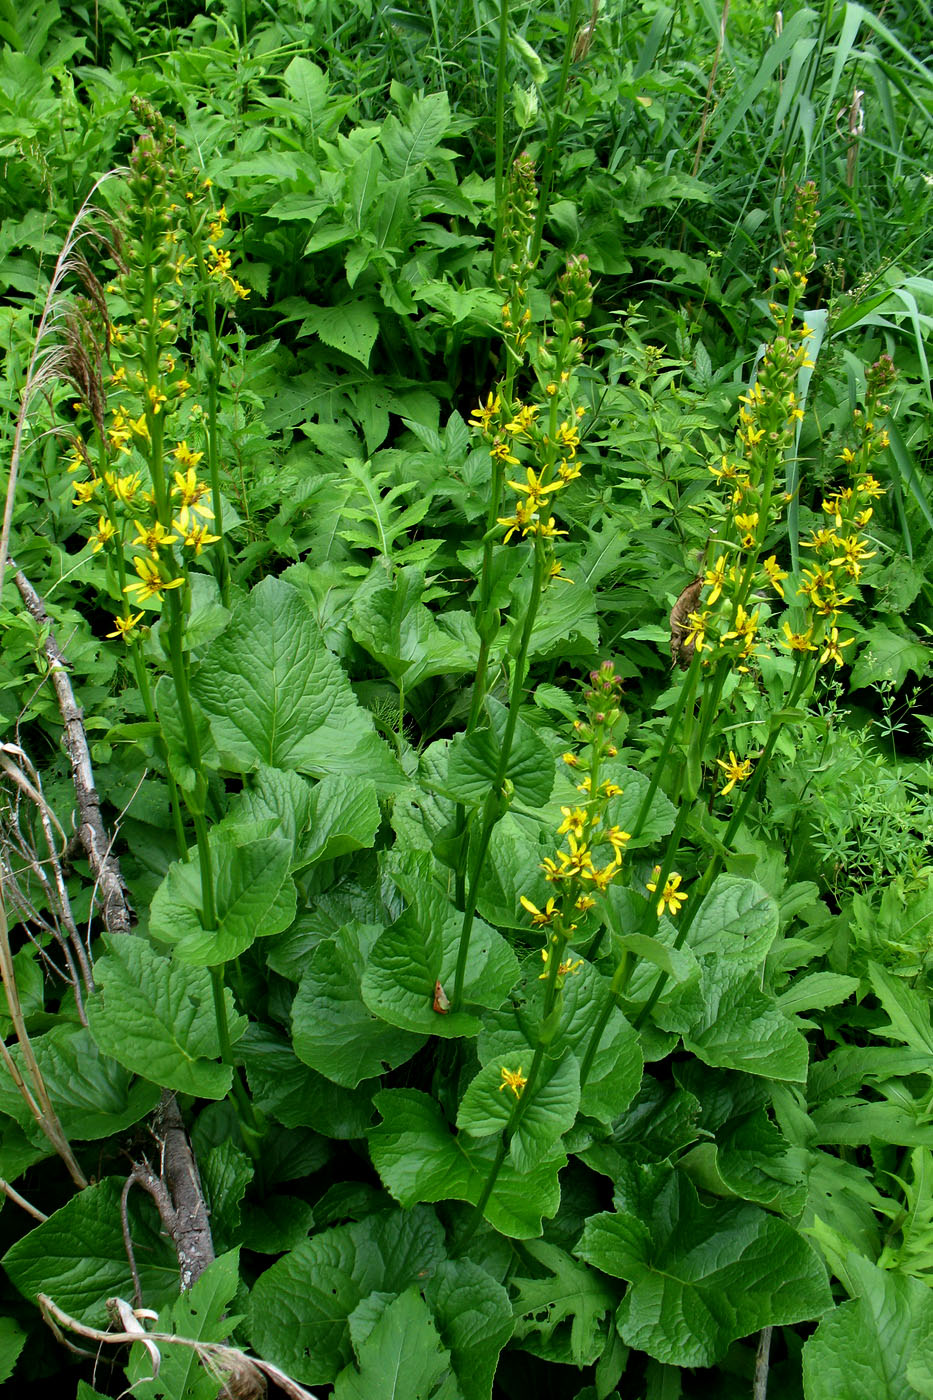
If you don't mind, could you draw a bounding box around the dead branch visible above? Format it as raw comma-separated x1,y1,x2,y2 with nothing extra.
0,1176,48,1222
38,1293,320,1400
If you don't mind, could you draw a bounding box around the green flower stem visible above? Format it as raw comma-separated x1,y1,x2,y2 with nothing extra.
458,922,566,1249
129,640,187,859
629,646,702,839
451,541,547,1010
530,0,583,263
632,655,813,1031
197,274,231,608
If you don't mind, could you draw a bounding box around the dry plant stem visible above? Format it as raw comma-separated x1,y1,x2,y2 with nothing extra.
754,1325,773,1400
691,0,730,178
0,889,88,1187
0,1176,48,1222
0,172,116,610
12,564,131,944
530,0,584,262
38,1293,320,1400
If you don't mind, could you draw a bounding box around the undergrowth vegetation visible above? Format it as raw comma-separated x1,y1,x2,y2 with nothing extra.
1,1,933,1397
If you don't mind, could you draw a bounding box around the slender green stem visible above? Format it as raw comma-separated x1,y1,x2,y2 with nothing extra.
492,0,510,278
451,542,547,1010
630,648,701,839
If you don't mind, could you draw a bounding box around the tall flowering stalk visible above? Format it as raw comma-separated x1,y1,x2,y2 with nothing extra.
450,159,594,1009
66,120,257,1137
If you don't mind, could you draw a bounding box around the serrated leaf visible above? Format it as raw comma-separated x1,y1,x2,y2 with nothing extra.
247,1206,446,1384
803,1254,933,1400
577,1172,831,1368
239,1024,375,1139
457,1054,580,1171
301,773,382,866
300,301,379,365
511,1239,617,1369
422,1260,513,1400
87,936,244,1099
292,923,425,1087
149,834,295,965
128,1250,242,1400
370,1089,564,1238
446,698,555,808
333,1287,455,1400
193,576,402,791
687,876,779,968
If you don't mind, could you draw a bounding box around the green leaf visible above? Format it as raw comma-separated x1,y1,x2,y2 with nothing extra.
849,623,930,691
201,1141,253,1252
302,774,382,866
300,300,380,366
333,1287,455,1400
657,960,810,1082
0,1023,159,1143
362,901,519,1037
282,56,328,118
577,1172,831,1368
422,1260,513,1400
511,1239,617,1369
475,813,553,930
869,961,933,1058
239,1024,375,1138
0,1316,25,1384
349,567,475,689
87,936,245,1099
292,923,426,1087
380,90,452,177
457,1054,580,1172
803,1254,933,1400
687,876,779,969
149,834,295,965
247,1206,446,1384
2,1178,177,1325
193,576,402,791
128,1250,242,1400
446,699,555,808
228,763,314,860
370,1089,564,1238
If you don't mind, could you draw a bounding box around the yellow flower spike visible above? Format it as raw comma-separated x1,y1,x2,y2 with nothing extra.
819,627,854,667
646,869,687,918
499,1066,527,1099
124,557,185,604
763,555,788,598
106,611,145,641
520,895,558,927
133,519,178,556
716,752,754,797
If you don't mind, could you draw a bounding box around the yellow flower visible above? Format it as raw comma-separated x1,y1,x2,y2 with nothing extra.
539,948,583,980
763,555,787,598
73,477,100,506
601,781,623,797
128,413,150,441
561,751,580,768
172,440,204,469
605,826,632,857
175,519,221,555
548,559,572,584
780,621,817,653
106,611,145,640
490,438,520,466
132,519,178,556
555,834,594,879
557,807,588,840
507,467,564,509
646,866,688,918
503,402,539,436
147,384,167,414
557,459,582,484
532,516,568,540
124,557,185,604
819,626,854,667
556,421,580,454
716,751,754,796
499,1066,527,1099
684,609,710,653
89,516,118,552
105,471,143,506
703,555,729,605
575,894,596,913
469,393,500,434
520,895,558,927
172,469,214,529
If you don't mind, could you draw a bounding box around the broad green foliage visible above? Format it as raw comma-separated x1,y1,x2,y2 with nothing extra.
0,0,931,1397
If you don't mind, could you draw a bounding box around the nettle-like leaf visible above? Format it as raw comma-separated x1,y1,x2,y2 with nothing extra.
149,833,296,965
192,575,402,791
687,875,779,968
369,1089,564,1238
86,935,246,1099
337,459,436,564
421,1260,514,1400
511,1239,618,1370
239,1025,376,1139
332,1287,455,1400
457,1054,581,1172
803,1253,933,1400
292,922,426,1087
577,1170,832,1368
126,1250,242,1400
349,565,475,689
246,1206,446,1385
2,1178,178,1325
